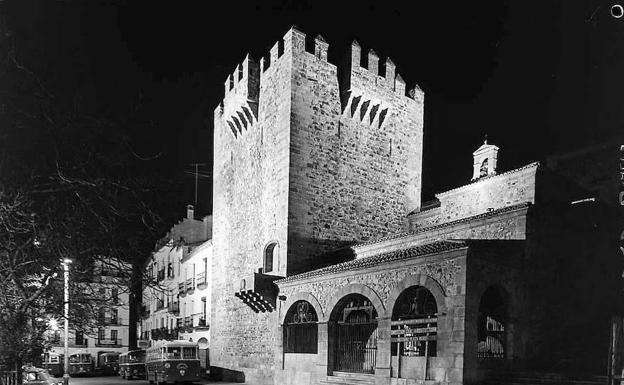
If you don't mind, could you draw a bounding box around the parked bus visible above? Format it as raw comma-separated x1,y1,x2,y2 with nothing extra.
68,353,94,377
96,351,120,376
119,349,146,380
42,352,64,377
145,341,201,384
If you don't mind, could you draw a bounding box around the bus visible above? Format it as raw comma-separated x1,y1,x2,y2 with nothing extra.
145,341,201,384
68,353,94,377
42,352,64,377
96,351,120,376
119,349,146,380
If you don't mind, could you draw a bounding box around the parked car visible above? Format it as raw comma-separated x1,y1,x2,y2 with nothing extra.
22,366,62,385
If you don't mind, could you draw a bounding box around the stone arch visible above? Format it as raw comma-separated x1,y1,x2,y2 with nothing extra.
280,292,324,325
385,274,448,318
324,283,385,323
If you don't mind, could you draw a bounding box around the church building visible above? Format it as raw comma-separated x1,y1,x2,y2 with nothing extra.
211,27,619,385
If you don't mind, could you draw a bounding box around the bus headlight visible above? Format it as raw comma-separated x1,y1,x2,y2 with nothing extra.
164,363,170,369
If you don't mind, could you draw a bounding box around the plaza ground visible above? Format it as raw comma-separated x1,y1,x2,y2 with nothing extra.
67,376,243,385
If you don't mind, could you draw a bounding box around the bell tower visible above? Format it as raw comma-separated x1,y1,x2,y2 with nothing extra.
472,137,499,180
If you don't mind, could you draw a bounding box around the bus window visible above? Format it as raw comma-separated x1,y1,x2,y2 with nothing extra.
167,347,181,359
182,347,196,359
81,354,91,363
70,356,79,363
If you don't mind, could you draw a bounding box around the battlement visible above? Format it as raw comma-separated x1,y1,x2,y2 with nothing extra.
218,55,260,138
260,26,329,73
347,40,420,100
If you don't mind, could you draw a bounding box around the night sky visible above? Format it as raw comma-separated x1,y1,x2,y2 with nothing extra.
6,0,624,214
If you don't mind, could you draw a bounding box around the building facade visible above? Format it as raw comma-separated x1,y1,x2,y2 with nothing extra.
138,206,211,367
211,27,619,385
48,258,132,361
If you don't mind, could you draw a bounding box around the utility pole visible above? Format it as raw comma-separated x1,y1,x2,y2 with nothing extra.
62,259,72,385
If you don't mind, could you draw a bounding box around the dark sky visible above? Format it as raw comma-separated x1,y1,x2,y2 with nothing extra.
6,0,624,211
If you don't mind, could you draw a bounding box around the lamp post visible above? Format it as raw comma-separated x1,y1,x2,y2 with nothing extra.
62,259,72,385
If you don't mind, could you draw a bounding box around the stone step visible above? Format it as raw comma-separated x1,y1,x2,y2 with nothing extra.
320,371,376,385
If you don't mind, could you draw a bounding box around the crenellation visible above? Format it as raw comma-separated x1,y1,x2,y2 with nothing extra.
367,49,379,76
395,72,406,96
314,34,328,61
385,57,396,89
350,40,361,70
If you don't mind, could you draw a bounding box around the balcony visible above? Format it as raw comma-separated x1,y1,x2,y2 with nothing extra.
197,317,209,330
168,302,179,315
178,282,186,297
185,278,195,293
99,317,119,326
196,272,207,289
95,338,121,347
151,327,179,341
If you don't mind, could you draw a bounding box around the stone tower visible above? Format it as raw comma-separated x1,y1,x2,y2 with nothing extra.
211,27,424,384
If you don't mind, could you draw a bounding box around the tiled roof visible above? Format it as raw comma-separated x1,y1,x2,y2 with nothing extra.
354,202,531,248
435,162,540,197
276,240,468,284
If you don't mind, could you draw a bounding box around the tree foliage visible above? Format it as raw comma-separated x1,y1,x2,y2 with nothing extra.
0,3,185,367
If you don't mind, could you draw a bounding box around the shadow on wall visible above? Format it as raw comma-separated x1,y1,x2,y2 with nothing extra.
209,366,246,383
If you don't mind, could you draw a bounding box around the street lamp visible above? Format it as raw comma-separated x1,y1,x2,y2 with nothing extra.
61,259,72,385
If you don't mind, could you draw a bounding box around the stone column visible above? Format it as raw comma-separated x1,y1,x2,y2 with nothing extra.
375,316,392,385
316,321,329,380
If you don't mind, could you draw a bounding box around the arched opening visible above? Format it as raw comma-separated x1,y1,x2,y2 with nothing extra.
391,286,438,358
330,294,378,373
264,242,277,273
480,158,489,177
283,300,318,354
477,285,507,359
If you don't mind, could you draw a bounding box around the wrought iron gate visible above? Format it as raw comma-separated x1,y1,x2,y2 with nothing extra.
334,321,378,373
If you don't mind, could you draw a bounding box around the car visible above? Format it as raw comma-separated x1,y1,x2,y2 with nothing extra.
22,366,63,385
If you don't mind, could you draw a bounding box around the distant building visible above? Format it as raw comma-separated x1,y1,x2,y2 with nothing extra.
209,27,620,385
47,258,131,362
138,205,211,368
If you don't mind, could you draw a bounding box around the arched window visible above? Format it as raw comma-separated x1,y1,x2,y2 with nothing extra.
283,300,318,354
391,285,437,357
330,294,378,373
264,242,277,273
477,286,507,358
480,158,489,177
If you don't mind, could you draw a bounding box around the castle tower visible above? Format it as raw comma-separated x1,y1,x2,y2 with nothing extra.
211,27,424,384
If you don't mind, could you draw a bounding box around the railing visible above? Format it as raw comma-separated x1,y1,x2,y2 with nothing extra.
196,271,206,288
168,302,179,314
178,282,186,296
96,338,121,347
0,370,20,385
99,317,119,325
151,327,179,341
70,339,88,347
185,278,195,292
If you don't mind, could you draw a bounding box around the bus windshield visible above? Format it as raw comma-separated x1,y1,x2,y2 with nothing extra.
166,347,181,359
182,347,196,359
81,354,91,363
129,351,145,362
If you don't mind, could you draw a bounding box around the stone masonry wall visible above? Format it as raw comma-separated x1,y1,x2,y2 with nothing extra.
211,30,295,384
409,163,538,229
287,32,424,273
